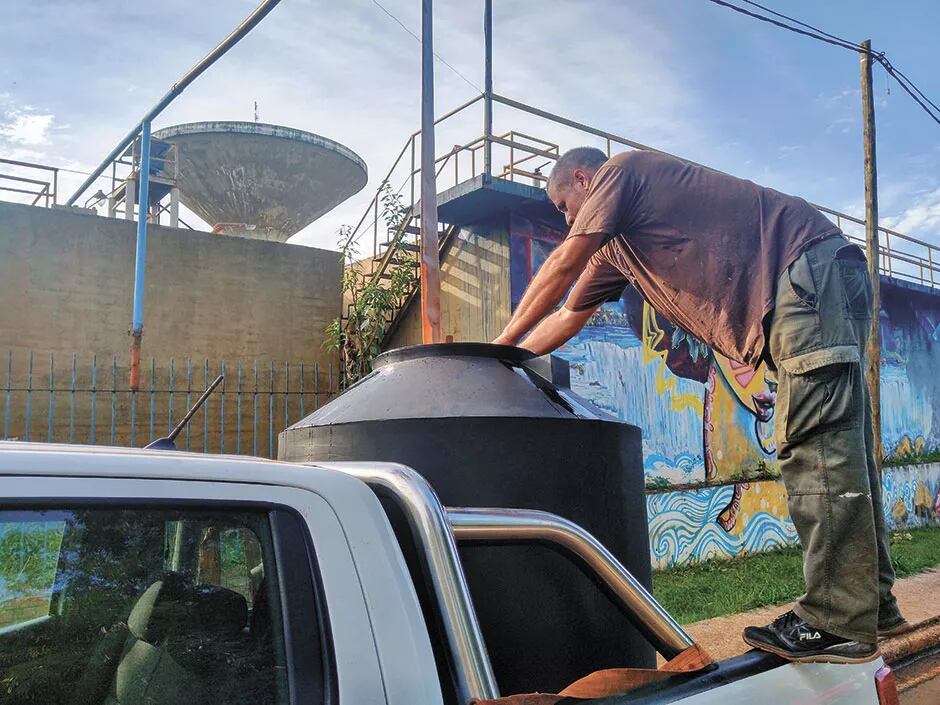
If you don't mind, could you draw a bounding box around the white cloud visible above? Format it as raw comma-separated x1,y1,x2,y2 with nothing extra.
882,187,940,242
0,109,55,146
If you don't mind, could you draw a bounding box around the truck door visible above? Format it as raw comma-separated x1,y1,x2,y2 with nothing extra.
0,475,387,705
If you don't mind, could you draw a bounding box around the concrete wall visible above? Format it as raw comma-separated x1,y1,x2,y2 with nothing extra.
1,202,341,363
385,219,511,348
0,202,341,453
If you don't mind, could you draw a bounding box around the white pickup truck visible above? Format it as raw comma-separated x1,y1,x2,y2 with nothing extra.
0,443,898,705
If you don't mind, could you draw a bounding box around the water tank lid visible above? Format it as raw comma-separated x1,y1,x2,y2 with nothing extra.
373,342,535,368
287,343,616,427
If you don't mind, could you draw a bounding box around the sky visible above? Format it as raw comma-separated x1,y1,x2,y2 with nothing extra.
1,0,938,253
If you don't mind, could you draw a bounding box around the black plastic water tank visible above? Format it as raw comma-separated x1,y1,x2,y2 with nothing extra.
278,343,652,694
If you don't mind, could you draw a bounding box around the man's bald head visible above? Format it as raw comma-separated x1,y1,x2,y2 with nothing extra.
545,146,608,227
546,147,608,191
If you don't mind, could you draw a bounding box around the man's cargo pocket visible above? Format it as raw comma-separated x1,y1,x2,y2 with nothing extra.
778,346,861,442
835,244,872,320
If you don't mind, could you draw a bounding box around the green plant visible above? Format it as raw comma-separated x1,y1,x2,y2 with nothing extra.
324,185,417,386
883,448,940,467
645,476,673,491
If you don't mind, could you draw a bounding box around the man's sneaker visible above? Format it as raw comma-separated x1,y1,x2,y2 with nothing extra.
877,616,914,639
742,610,879,664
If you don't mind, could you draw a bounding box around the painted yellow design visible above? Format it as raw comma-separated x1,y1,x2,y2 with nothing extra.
726,481,790,538
708,363,780,482
641,302,704,415
915,482,934,519
893,498,909,527
892,435,926,459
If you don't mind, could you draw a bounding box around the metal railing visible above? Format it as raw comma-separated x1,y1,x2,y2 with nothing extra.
448,507,696,660
0,158,58,207
314,463,703,702
345,93,940,291
313,461,500,703
2,351,338,459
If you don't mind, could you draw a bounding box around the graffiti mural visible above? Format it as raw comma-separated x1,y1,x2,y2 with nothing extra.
881,463,940,530
647,481,797,569
879,283,940,460
510,212,940,565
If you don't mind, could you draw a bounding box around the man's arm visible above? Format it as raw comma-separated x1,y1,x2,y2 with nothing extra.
492,232,606,346
519,305,598,356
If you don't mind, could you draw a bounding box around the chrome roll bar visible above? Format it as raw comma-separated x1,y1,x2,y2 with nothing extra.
313,462,699,702
447,507,695,660
310,462,500,703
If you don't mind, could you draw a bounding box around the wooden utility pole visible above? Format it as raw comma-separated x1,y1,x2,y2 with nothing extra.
419,0,442,343
860,39,883,468
483,0,493,182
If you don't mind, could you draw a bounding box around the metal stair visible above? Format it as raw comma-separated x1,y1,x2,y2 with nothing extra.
341,207,457,349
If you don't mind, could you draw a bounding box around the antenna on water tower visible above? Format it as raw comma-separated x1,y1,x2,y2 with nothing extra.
254,101,259,123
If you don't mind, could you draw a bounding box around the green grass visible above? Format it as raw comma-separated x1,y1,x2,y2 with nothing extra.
652,527,940,625
883,449,940,467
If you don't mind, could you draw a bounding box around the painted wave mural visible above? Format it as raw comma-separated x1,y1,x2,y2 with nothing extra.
647,484,798,569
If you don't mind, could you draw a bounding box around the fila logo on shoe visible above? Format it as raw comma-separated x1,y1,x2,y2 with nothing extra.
799,631,822,641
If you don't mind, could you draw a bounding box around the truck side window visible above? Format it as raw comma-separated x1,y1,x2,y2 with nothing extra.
0,506,324,705
0,514,66,629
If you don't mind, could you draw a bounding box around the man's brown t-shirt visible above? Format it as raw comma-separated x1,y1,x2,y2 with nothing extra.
565,150,840,367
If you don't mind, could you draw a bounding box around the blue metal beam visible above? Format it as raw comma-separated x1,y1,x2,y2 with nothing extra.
129,120,152,391
132,120,152,336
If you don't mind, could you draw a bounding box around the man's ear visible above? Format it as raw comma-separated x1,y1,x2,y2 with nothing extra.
572,168,591,190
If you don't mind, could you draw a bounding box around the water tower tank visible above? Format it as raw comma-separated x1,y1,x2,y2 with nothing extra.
153,121,367,241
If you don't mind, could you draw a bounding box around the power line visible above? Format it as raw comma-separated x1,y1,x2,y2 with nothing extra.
878,57,940,116
706,0,858,51
706,0,940,126
737,0,856,48
369,0,483,93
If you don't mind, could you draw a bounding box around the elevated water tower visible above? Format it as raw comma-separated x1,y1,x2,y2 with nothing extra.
153,121,368,241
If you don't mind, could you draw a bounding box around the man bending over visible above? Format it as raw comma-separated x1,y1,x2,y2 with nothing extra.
493,146,908,663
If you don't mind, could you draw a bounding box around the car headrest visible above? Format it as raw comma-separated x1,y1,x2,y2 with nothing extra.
187,585,248,636
127,572,192,641
128,574,248,644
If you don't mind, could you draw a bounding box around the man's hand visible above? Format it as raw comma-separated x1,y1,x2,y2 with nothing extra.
492,333,516,346
520,305,597,356
492,232,606,346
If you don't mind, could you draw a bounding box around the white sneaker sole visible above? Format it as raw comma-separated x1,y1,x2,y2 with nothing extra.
743,634,881,664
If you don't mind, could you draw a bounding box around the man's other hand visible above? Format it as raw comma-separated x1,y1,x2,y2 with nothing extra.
492,333,516,346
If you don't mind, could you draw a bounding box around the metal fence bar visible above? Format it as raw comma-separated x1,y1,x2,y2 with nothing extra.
4,352,11,440
253,360,258,457
25,351,33,441
90,354,97,445
186,359,193,451
130,386,136,448
110,356,117,445
268,361,274,459
69,353,76,444
149,357,155,443
47,353,54,442
203,359,209,453
168,358,175,434
220,360,226,454
284,361,289,429
236,361,242,455
314,361,320,410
